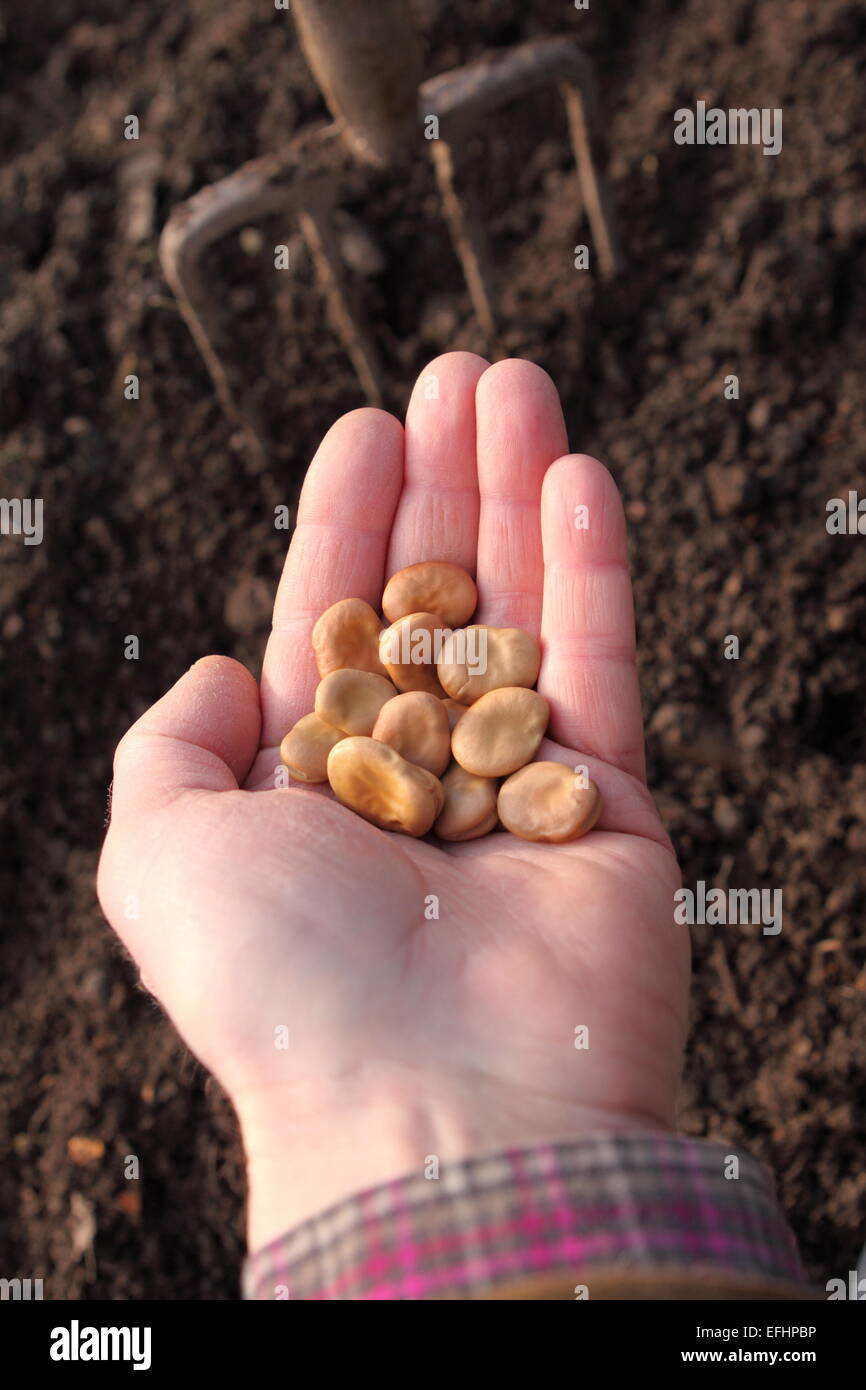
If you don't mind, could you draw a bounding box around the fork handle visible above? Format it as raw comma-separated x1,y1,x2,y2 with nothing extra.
293,0,422,167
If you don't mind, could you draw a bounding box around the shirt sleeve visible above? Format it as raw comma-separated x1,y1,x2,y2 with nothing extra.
242,1132,811,1300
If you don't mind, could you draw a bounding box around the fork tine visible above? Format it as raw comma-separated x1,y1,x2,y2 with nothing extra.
297,188,386,407
561,82,619,278
159,154,294,466
428,140,498,342
160,137,386,463
420,35,620,324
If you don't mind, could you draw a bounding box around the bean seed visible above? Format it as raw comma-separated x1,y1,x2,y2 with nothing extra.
279,712,346,783
312,597,389,678
434,762,499,841
441,697,469,731
437,625,541,703
497,762,602,843
290,575,582,846
372,690,451,775
378,611,446,695
327,736,444,836
451,686,549,777
382,561,477,628
315,668,397,736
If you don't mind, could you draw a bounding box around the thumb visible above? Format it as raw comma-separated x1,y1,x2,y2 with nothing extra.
107,655,261,826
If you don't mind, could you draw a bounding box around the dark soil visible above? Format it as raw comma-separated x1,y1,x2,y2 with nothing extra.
1,0,864,1298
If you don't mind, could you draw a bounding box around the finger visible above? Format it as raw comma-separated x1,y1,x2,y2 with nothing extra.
385,351,488,575
539,454,646,782
108,655,261,825
474,359,568,633
260,407,404,746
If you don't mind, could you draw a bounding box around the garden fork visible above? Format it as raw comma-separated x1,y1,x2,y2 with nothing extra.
159,0,619,463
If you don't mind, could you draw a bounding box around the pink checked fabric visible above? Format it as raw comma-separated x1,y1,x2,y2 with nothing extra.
242,1133,806,1300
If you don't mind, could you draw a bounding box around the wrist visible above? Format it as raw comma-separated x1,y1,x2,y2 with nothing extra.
235,1074,669,1251
237,1082,450,1249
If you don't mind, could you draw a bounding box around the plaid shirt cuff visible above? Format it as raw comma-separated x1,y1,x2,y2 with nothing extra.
242,1133,806,1300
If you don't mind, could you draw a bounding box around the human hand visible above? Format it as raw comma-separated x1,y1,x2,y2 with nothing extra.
97,354,688,1250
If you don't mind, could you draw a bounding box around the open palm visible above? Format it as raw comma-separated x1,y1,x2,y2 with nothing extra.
97,355,688,1247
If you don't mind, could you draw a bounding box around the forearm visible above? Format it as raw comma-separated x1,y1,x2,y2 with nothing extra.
242,1132,811,1301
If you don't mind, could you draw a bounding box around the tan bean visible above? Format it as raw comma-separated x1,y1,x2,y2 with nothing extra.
437,625,541,704
279,712,346,783
371,691,451,775
441,697,469,731
451,686,549,777
327,736,444,836
378,611,446,695
312,597,388,678
315,669,397,736
497,762,602,843
434,762,499,841
382,561,477,628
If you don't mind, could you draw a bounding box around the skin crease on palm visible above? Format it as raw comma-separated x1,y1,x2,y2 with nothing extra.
97,354,689,1251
